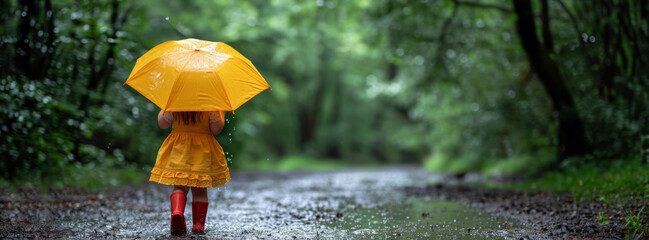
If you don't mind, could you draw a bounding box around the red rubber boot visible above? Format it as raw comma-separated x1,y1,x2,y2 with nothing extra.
170,192,187,235
191,202,209,233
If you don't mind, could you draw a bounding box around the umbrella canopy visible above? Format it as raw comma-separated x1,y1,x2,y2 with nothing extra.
124,39,270,112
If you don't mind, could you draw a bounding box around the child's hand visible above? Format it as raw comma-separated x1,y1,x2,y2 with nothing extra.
209,111,225,135
157,110,172,129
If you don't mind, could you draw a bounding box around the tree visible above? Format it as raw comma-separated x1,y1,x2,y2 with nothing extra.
513,0,589,163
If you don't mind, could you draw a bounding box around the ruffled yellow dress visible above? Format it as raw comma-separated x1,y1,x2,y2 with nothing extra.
149,112,230,188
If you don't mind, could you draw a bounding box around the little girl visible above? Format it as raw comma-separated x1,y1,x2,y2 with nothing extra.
150,110,229,235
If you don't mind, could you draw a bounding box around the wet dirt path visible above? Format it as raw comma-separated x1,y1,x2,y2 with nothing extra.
1,167,537,239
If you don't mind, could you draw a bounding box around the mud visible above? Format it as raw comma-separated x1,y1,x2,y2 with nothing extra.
404,174,646,239
0,167,639,239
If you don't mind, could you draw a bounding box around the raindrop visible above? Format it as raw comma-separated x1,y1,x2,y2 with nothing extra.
502,32,511,41
366,74,378,85
475,19,484,28
165,16,170,21
462,18,471,27
589,35,596,43
414,56,425,65
507,90,516,98
70,12,81,19
446,49,456,59
246,17,257,26
470,103,480,112
316,0,325,7
395,48,404,56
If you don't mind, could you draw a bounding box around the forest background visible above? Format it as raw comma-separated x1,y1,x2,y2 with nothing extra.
1,0,648,193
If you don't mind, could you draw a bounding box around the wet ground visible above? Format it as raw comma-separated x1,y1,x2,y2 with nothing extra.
0,166,637,239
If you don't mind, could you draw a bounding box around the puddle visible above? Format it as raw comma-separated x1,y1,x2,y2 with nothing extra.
3,167,529,239
325,198,522,239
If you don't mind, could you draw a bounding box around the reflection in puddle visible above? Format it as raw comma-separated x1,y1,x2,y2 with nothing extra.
325,198,521,239
34,167,527,239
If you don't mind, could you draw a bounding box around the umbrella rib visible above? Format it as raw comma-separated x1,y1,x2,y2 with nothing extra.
162,50,195,111
230,57,269,87
225,58,270,110
213,70,234,111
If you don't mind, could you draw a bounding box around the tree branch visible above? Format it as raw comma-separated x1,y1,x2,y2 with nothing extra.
416,0,459,88
541,0,555,53
556,0,582,37
455,0,513,13
166,17,188,39
38,0,56,80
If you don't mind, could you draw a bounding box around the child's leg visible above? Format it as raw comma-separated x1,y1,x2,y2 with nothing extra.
190,187,208,233
170,185,189,234
173,185,189,195
190,187,207,202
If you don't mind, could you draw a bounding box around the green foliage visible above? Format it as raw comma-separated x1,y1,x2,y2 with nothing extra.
0,0,166,185
513,159,649,202
0,75,78,179
0,149,147,191
595,211,610,225
1,0,648,188
625,207,649,239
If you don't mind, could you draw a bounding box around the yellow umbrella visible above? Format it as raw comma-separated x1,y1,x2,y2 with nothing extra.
124,39,270,112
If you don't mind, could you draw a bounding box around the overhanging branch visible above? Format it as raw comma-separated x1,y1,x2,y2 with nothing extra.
455,0,513,13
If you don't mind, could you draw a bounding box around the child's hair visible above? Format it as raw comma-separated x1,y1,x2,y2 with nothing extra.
173,112,203,125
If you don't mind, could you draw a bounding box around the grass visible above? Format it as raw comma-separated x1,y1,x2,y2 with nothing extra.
595,211,610,224
424,153,555,175
625,207,649,239
0,162,148,191
510,158,649,203
0,154,377,191
439,157,649,238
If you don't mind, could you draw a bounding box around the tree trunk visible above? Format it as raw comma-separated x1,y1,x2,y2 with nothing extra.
14,0,56,80
513,0,589,162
